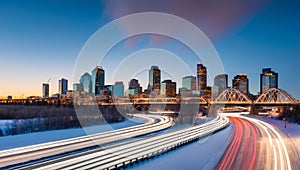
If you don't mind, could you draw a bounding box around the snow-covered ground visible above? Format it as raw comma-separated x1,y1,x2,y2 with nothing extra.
247,114,300,154
0,116,147,150
0,119,13,135
129,124,233,170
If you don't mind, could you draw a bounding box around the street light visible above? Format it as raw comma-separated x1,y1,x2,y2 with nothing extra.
284,107,293,128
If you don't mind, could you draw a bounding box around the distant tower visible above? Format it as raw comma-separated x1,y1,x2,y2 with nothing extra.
42,83,49,98
214,74,228,95
182,76,196,90
161,80,176,97
113,81,124,97
80,72,92,94
260,68,278,94
73,83,83,91
197,63,207,95
232,74,249,95
128,79,142,95
92,66,105,95
58,78,68,95
148,66,161,94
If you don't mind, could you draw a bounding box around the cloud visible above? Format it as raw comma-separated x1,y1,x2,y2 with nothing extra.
103,0,270,40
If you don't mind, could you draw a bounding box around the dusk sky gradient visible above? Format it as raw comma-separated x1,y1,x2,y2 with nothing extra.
0,0,299,99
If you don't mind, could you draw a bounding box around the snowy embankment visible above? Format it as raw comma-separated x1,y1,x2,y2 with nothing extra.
247,114,300,154
0,116,147,150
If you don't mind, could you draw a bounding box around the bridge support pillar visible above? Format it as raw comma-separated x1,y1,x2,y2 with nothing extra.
250,104,258,115
208,104,219,116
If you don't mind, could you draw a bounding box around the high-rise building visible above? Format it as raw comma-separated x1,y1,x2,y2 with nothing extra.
197,63,207,94
80,72,92,94
214,74,228,95
106,85,113,92
128,79,142,95
260,68,278,94
182,76,196,90
161,80,176,97
42,83,49,98
101,85,112,96
233,74,249,95
148,66,161,94
73,83,83,92
92,66,105,95
204,86,212,99
113,81,124,97
58,78,68,95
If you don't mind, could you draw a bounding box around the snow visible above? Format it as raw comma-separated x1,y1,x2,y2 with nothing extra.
0,119,13,135
0,116,147,150
128,124,233,170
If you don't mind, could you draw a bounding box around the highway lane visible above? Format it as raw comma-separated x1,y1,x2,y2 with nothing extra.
14,116,229,170
0,114,173,168
217,115,299,170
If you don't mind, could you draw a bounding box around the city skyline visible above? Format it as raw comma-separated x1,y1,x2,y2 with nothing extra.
0,1,299,99
19,64,291,100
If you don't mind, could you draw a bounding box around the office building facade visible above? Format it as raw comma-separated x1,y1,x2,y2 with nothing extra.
128,79,142,95
260,68,278,94
148,66,161,94
197,63,207,94
161,80,176,97
214,74,228,95
92,66,105,95
58,78,68,95
113,81,124,97
233,74,249,95
42,83,49,98
182,76,197,91
80,72,92,94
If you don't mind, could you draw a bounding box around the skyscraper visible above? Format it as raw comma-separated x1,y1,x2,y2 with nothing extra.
214,74,228,95
80,72,92,94
232,74,249,95
182,76,196,90
197,63,207,94
92,66,105,95
58,78,68,95
161,80,176,97
73,83,83,92
148,66,161,94
113,81,124,97
260,68,278,94
128,79,142,95
42,83,49,98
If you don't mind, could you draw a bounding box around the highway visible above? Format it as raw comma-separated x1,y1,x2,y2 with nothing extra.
217,115,300,170
10,115,229,170
0,114,173,168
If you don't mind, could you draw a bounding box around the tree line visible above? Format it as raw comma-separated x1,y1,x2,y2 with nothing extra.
0,105,126,136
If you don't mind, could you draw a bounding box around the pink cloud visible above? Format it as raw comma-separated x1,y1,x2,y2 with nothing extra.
103,0,271,41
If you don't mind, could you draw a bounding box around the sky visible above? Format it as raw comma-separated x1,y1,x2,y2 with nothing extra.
0,0,299,99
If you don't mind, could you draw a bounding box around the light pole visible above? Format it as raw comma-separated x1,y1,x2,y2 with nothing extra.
285,107,293,128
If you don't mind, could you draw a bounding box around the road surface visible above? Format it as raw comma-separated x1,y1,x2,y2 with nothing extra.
217,115,299,170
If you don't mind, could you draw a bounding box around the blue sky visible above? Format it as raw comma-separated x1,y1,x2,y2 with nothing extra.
0,0,299,99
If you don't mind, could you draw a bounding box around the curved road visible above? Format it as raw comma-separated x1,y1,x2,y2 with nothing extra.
11,116,229,170
0,114,173,168
217,116,299,170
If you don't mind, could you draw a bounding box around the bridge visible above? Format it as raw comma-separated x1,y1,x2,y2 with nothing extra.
212,88,298,106
0,88,298,107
